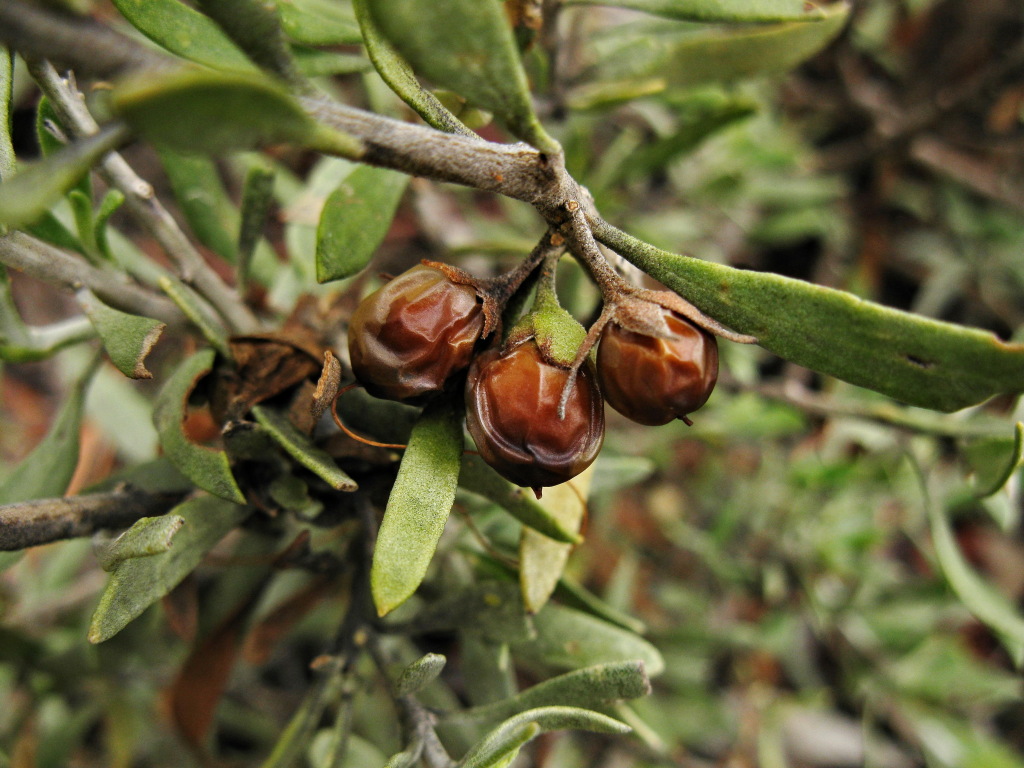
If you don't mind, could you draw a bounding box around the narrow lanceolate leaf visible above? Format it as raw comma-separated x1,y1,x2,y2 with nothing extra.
96,514,186,571
111,68,360,157
111,0,255,70
519,466,593,614
513,604,665,676
927,500,1024,665
460,707,631,768
152,348,245,503
396,653,447,696
596,222,1024,412
0,46,15,181
251,405,357,491
0,124,129,229
371,397,463,616
315,164,409,282
76,289,165,379
590,3,848,88
449,661,651,724
88,495,248,643
158,148,240,262
563,0,824,23
353,0,474,136
964,423,1024,499
459,454,582,544
0,360,95,504
366,0,558,152
276,0,363,46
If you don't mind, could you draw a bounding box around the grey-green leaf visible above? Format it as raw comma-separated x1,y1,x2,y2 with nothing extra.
366,0,557,151
353,0,474,136
96,514,186,571
371,397,463,616
459,707,631,768
158,148,239,262
596,221,1024,412
449,661,650,724
589,3,848,88
89,495,248,643
276,0,363,46
396,653,447,696
513,603,665,676
111,0,256,70
152,347,245,503
76,289,165,379
0,124,129,229
0,360,93,504
315,163,409,282
251,405,357,491
0,46,15,181
964,423,1024,499
564,0,824,22
927,498,1024,664
401,581,535,643
459,454,582,544
519,467,592,614
111,68,360,157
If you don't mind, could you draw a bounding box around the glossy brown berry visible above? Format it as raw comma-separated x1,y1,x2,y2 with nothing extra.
465,339,605,490
348,264,485,404
597,309,718,426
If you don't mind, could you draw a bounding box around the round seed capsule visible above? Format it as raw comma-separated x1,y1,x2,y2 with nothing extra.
597,310,718,426
348,265,485,404
465,339,604,490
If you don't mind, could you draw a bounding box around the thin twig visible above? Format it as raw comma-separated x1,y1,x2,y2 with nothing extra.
0,1,170,77
0,486,188,551
27,60,261,333
0,231,184,324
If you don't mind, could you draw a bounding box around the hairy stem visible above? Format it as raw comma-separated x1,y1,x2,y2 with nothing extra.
0,231,183,325
0,487,188,551
27,60,261,333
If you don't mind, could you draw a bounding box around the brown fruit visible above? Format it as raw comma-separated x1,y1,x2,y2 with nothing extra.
348,265,485,403
465,339,605,489
597,310,718,426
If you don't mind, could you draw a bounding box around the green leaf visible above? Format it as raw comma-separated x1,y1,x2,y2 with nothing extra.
152,347,246,503
94,189,126,262
76,289,165,379
0,124,129,229
157,275,230,357
95,514,186,571
315,164,409,282
111,0,255,70
459,707,631,768
366,0,558,151
519,466,592,614
237,161,276,288
459,453,583,544
88,495,248,643
396,652,447,696
111,68,360,157
449,661,651,724
405,581,535,643
563,0,824,22
963,423,1024,498
0,359,94,504
251,405,358,491
276,0,363,46
371,397,463,616
513,604,665,675
353,0,475,136
595,221,1024,412
926,499,1024,664
0,46,15,182
588,3,848,88
158,148,239,262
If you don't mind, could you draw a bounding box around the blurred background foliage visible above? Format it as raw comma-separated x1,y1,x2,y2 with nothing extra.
2,0,1024,766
